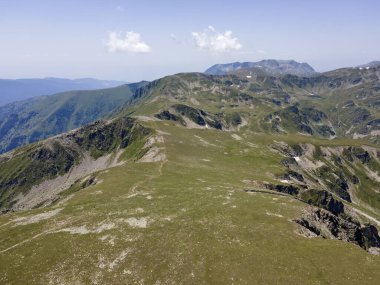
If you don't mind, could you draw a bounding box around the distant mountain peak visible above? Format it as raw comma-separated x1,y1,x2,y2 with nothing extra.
204,59,316,76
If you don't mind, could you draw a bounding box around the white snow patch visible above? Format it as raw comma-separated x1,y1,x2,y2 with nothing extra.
294,156,301,162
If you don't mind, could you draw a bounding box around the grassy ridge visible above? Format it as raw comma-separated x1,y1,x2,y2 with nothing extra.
0,122,379,284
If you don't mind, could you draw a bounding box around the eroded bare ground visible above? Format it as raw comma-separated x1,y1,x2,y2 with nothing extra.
11,150,125,211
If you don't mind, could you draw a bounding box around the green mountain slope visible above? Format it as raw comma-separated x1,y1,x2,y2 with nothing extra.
1,67,380,284
0,84,135,153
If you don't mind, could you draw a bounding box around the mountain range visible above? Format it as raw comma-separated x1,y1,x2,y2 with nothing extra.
0,81,148,153
0,60,380,284
0,77,126,106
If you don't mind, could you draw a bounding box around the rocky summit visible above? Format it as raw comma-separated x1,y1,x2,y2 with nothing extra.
204,59,317,76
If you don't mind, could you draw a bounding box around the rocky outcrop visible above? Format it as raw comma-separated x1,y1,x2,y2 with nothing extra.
0,116,152,212
264,183,299,195
265,105,333,137
271,141,303,157
300,189,344,216
155,104,243,131
281,170,304,182
295,208,380,250
343,147,371,164
314,165,351,202
271,142,380,203
154,110,185,125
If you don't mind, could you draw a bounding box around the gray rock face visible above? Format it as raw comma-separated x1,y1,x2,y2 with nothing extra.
154,104,242,131
296,208,380,250
300,189,344,216
0,117,152,212
264,183,300,195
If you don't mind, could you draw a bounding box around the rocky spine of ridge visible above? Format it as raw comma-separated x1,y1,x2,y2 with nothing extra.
0,116,152,213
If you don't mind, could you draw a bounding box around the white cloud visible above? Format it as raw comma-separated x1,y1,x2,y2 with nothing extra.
192,26,242,52
106,31,151,53
207,25,215,32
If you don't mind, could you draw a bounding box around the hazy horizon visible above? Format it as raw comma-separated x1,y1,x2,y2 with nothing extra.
1,0,379,81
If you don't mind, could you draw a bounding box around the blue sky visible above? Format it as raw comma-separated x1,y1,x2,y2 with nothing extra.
0,0,379,81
